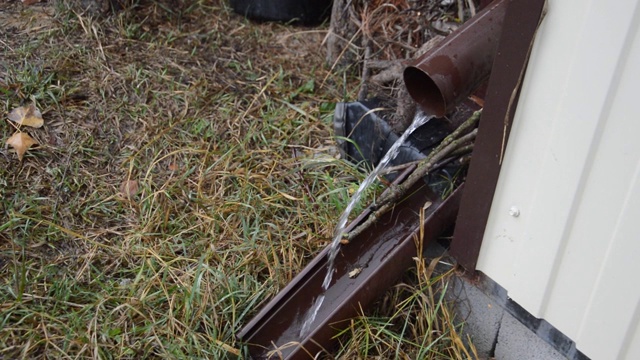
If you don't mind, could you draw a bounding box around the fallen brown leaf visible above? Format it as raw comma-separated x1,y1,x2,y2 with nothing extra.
6,132,38,161
8,103,44,128
120,180,139,198
21,0,40,5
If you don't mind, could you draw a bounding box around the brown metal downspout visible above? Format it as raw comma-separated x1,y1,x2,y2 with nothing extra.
404,0,508,117
449,0,547,271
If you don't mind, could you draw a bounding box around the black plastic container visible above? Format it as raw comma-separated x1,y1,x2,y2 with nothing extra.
229,0,333,25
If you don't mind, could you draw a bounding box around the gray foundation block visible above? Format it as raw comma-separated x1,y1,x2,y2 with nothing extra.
446,275,572,360
448,276,504,357
495,313,565,360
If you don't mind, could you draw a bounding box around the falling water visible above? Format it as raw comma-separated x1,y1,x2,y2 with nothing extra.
299,111,435,337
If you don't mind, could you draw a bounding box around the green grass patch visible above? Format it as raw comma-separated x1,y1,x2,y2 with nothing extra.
0,0,474,358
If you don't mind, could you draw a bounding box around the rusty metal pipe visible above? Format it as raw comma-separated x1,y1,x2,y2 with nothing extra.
403,0,508,117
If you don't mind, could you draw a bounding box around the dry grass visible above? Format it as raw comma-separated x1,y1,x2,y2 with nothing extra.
333,214,476,359
0,0,473,358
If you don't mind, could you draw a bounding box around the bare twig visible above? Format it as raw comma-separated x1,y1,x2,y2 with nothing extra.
358,39,373,101
379,141,475,177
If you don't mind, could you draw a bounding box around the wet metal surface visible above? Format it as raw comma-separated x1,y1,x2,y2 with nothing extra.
237,174,464,359
403,0,508,117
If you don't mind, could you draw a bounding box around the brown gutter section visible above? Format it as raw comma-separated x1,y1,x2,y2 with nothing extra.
449,0,547,271
403,0,508,117
237,170,464,359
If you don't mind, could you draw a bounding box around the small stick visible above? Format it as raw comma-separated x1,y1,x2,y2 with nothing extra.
449,143,475,157
379,141,475,177
379,159,423,176
358,39,373,101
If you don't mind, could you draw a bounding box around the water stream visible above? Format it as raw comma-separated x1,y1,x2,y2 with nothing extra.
299,111,435,337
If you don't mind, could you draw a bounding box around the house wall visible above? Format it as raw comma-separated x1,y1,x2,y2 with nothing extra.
476,0,640,359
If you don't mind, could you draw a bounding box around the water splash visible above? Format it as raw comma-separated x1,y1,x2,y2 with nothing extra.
322,112,434,289
299,111,435,337
299,294,325,337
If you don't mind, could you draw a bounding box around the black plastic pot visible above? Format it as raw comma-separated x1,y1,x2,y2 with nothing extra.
229,0,333,25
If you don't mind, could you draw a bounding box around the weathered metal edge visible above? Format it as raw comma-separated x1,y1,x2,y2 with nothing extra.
450,0,547,271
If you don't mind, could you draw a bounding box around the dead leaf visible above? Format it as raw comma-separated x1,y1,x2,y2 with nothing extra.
21,0,40,5
6,132,38,161
120,180,139,198
8,103,44,128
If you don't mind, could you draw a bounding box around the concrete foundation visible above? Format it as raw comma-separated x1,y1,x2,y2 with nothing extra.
446,272,590,360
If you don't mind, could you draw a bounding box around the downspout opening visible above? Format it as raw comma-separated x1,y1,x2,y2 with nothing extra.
403,66,447,118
